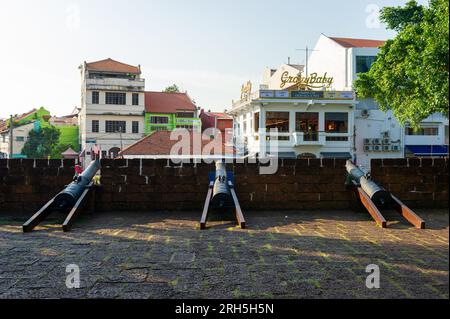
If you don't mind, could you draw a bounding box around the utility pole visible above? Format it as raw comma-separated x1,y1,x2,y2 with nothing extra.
296,46,318,78
8,115,13,158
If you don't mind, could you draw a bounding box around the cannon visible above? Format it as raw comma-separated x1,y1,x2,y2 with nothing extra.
23,160,100,232
54,160,100,210
345,160,425,229
346,160,391,207
200,160,245,229
210,161,233,208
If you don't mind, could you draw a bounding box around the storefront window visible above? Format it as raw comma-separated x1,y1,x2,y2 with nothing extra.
325,112,348,133
296,112,319,141
266,112,290,132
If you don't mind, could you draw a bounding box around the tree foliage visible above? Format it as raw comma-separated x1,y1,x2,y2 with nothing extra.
354,0,449,126
163,84,181,93
22,126,61,159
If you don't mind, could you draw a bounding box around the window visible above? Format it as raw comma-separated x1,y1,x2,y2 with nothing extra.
296,112,319,141
325,112,348,133
254,112,260,133
16,136,25,142
176,112,194,118
92,91,99,104
150,116,169,124
132,121,139,134
151,126,169,131
406,127,439,136
266,112,290,132
356,56,377,74
132,93,139,106
176,125,194,130
92,120,99,133
105,92,126,105
105,121,126,133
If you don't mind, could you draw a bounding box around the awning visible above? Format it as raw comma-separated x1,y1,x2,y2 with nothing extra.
267,152,297,159
320,152,352,159
405,145,448,157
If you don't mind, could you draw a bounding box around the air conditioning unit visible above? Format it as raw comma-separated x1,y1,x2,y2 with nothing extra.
363,138,372,145
373,145,382,152
382,145,390,152
372,138,381,145
361,109,370,118
390,145,400,152
364,145,373,152
382,138,390,145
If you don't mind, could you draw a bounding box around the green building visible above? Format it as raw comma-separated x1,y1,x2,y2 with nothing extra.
144,92,201,134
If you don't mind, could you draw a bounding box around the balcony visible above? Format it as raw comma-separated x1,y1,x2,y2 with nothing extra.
86,77,145,91
292,132,326,146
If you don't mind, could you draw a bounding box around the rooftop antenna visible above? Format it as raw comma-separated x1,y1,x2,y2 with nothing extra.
296,45,318,78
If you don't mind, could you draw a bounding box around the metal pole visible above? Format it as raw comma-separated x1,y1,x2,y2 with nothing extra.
305,46,308,78
9,115,13,158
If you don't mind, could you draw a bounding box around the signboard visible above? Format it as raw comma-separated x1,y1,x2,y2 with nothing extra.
86,139,97,144
275,90,290,98
291,91,324,99
324,91,354,100
259,90,275,98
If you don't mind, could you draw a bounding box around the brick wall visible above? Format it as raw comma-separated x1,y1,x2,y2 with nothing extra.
0,159,75,212
371,158,448,208
96,158,353,211
0,157,447,213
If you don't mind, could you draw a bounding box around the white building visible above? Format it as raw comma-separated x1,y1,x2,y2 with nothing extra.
308,35,449,169
229,64,356,159
79,58,146,167
0,122,36,159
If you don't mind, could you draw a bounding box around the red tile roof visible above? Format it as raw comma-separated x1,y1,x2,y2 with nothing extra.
86,58,141,74
145,92,197,114
120,130,235,156
203,111,233,120
0,108,38,133
329,37,385,48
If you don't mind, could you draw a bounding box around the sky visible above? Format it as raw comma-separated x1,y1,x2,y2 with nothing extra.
0,0,428,119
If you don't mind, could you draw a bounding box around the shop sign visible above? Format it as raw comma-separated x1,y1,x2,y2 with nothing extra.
280,71,334,89
291,91,324,99
259,90,275,98
275,90,290,98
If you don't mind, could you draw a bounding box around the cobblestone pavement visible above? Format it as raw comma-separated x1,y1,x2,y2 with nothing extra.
0,209,448,299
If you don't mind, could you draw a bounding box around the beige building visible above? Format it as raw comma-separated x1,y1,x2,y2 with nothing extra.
79,58,146,166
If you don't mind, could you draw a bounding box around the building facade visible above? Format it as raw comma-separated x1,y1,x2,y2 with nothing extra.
229,65,356,159
79,59,146,166
144,91,201,134
307,35,449,169
199,109,233,133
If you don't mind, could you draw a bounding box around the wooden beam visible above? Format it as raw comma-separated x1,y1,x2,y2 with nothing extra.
391,195,425,229
229,182,246,229
22,198,55,233
200,182,214,230
62,183,93,232
357,187,387,228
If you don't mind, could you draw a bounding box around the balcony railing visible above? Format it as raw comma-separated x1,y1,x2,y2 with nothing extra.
293,132,326,145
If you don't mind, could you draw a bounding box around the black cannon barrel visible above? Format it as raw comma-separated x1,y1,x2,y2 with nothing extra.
346,160,391,207
210,161,233,208
53,160,100,209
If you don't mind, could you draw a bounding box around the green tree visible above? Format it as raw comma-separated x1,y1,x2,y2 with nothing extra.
163,84,181,93
354,0,449,126
50,143,74,159
22,126,61,159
